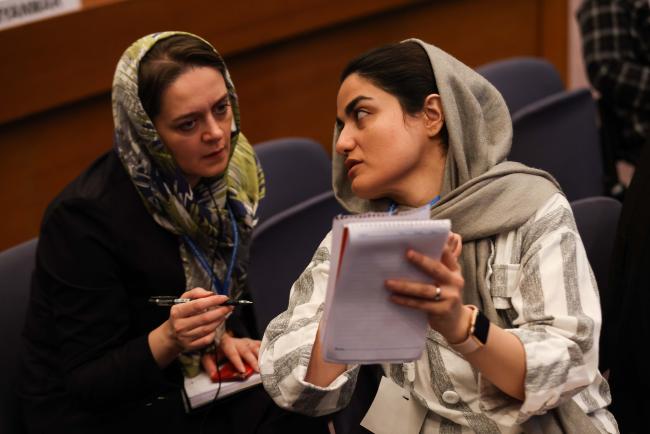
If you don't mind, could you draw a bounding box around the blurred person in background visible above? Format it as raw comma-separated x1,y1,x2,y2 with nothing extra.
577,0,650,198
600,130,650,433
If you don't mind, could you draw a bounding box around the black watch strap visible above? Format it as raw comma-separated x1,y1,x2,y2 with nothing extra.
473,309,490,345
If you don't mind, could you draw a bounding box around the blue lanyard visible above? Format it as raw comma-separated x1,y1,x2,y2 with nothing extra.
182,202,239,296
387,195,441,215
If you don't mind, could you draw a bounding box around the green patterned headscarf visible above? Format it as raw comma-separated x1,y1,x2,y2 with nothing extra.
112,31,265,302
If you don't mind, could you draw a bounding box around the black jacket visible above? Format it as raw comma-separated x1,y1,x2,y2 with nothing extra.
19,151,258,433
603,139,650,434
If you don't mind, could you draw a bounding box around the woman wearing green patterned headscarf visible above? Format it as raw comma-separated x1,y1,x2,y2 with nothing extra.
19,32,328,433
117,32,265,380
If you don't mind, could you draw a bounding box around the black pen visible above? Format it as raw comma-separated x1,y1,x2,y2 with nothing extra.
148,296,253,307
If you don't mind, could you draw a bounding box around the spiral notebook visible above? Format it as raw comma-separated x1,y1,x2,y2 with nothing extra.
321,207,450,364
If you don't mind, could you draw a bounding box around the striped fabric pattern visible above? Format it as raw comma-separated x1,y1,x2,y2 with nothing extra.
259,193,617,433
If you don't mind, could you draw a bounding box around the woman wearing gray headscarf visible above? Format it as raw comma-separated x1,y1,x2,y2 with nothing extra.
259,40,618,433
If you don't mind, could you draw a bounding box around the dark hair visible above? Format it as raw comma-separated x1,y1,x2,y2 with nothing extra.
341,41,448,144
138,35,227,120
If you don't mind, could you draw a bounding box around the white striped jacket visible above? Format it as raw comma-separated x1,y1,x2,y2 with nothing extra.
259,193,618,433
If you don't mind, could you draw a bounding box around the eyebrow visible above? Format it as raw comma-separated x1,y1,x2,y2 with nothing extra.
171,93,229,123
336,95,372,124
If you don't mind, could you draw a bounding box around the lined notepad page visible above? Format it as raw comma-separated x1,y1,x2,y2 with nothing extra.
322,206,431,331
322,212,450,364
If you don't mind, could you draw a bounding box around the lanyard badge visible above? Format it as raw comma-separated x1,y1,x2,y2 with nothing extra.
182,202,239,296
387,195,441,216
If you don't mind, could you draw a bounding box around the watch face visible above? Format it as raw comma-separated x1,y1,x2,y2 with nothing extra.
474,310,490,345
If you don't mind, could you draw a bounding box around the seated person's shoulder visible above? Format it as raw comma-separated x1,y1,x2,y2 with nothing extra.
42,151,133,229
534,192,571,219
36,152,139,281
519,192,576,245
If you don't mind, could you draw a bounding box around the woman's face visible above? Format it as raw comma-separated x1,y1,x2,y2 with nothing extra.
153,66,232,187
335,73,438,205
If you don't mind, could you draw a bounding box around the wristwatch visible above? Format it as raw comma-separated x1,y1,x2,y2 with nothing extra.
449,305,490,355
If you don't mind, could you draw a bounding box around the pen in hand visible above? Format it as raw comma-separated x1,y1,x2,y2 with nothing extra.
148,296,254,307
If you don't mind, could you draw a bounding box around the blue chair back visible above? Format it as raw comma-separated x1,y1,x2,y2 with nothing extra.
254,138,331,223
570,196,621,302
249,191,345,337
511,89,604,201
476,57,564,115
0,238,37,434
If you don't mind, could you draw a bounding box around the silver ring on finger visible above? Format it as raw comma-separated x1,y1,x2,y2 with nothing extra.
433,285,442,301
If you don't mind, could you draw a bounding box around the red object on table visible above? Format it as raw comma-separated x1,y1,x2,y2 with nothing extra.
210,360,254,382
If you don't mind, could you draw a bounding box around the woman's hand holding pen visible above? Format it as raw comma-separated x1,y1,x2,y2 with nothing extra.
166,288,234,351
148,287,233,368
385,233,474,344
